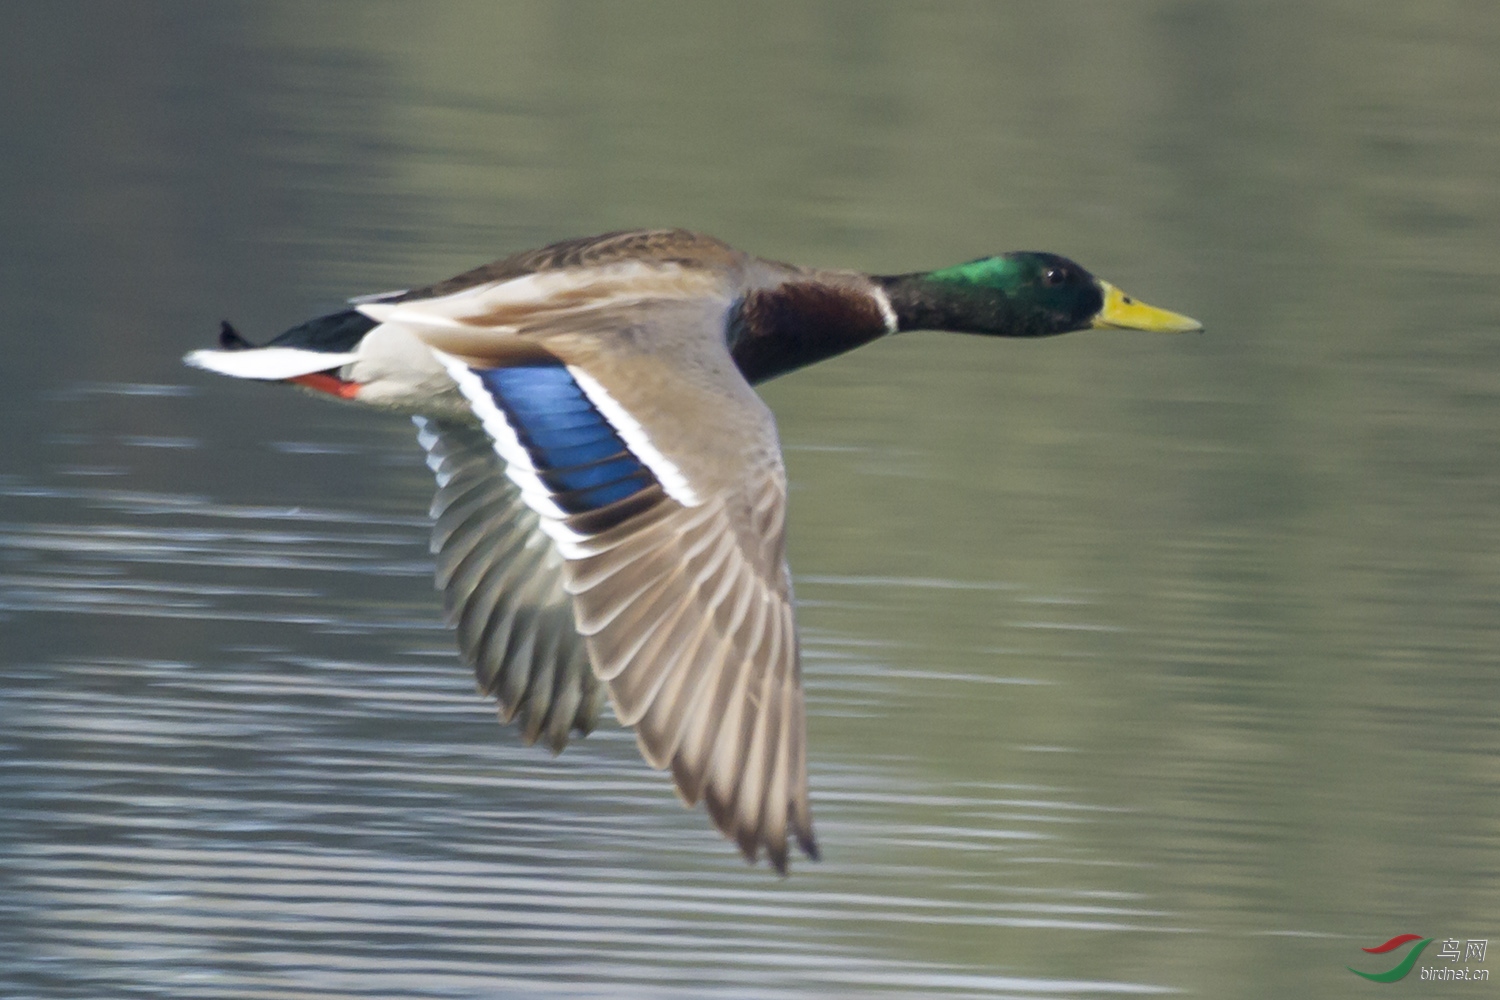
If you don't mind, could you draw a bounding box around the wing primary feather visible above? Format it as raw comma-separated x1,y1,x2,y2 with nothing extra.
671,579,767,806
631,612,720,769
762,693,793,874
732,616,785,864
631,532,757,769
607,532,738,726
788,689,818,860
597,594,700,719
700,590,777,850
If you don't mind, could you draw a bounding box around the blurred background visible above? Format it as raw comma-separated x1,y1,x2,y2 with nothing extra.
2,2,1497,997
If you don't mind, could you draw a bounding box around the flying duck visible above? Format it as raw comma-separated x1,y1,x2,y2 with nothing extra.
184,228,1201,873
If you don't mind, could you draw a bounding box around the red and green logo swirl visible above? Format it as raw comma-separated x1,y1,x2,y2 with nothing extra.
1348,934,1433,983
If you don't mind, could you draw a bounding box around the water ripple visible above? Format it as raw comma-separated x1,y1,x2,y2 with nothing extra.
3,428,1175,998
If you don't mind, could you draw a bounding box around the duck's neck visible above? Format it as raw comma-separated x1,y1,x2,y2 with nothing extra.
871,272,1020,336
728,280,896,384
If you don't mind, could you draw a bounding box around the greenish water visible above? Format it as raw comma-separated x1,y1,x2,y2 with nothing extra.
2,4,1498,997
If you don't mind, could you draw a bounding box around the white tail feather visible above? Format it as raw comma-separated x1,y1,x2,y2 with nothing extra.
183,347,358,381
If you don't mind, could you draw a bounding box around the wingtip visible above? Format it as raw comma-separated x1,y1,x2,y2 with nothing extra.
669,753,707,807
797,828,820,862
735,827,761,866
760,827,815,875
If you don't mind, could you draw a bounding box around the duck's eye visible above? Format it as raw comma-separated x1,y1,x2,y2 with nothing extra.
1043,266,1067,287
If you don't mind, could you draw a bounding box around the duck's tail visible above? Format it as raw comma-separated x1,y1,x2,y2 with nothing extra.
184,310,372,381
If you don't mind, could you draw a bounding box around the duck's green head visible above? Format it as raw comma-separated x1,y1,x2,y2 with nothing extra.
878,252,1202,338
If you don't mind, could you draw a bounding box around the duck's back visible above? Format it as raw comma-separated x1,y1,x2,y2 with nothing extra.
397,229,758,303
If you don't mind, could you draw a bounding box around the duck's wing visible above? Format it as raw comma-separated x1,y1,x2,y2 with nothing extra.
367,288,814,872
414,415,604,752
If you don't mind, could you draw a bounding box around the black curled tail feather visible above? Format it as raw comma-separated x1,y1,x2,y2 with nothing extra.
218,321,255,350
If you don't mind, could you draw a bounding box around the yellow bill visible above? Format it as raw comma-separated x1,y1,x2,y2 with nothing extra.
1091,281,1202,333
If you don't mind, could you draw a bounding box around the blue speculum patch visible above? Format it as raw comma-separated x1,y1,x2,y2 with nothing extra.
478,363,654,512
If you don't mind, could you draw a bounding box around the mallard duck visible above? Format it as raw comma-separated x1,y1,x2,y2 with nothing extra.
184,228,1200,873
